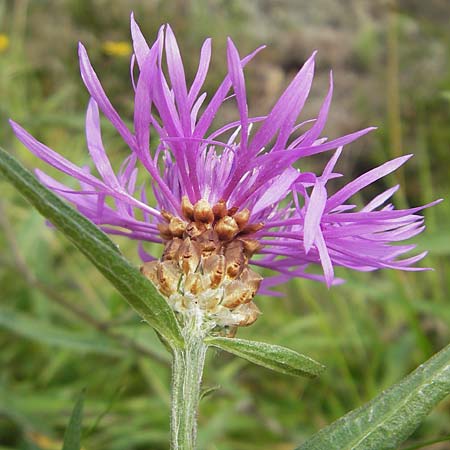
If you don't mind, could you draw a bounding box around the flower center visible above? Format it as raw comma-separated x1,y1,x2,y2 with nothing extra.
141,196,264,335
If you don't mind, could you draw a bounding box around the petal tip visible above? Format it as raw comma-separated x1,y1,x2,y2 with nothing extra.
8,119,23,135
78,42,87,59
325,276,333,289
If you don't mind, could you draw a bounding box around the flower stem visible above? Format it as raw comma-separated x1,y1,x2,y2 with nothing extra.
170,310,208,450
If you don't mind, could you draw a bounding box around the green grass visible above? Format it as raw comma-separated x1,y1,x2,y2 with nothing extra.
0,1,449,449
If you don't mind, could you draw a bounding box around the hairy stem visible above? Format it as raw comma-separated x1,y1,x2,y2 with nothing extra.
170,309,208,449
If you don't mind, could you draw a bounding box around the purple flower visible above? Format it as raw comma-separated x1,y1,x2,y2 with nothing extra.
10,15,439,319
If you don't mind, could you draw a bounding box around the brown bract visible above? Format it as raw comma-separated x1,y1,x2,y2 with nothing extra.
141,197,265,333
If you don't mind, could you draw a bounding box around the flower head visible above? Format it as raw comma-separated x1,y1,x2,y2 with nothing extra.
10,16,439,332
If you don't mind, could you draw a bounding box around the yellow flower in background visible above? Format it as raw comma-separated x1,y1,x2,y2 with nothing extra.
101,40,132,57
27,431,86,450
26,431,62,450
0,34,9,53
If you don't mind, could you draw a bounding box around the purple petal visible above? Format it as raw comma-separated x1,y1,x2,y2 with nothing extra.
165,25,190,133
249,52,316,156
291,127,376,158
274,55,315,152
301,71,333,147
78,43,136,151
188,38,212,105
190,92,207,128
303,181,327,253
248,127,375,185
325,200,441,223
251,167,299,214
326,155,412,212
194,45,265,140
85,99,119,188
130,12,150,68
152,69,183,136
11,120,106,190
322,146,342,180
362,185,400,212
36,169,96,210
138,242,157,262
227,38,249,151
312,229,334,286
130,54,137,91
207,116,266,141
134,50,155,159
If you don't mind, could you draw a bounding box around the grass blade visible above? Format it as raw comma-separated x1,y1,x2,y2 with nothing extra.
0,308,126,356
62,391,84,450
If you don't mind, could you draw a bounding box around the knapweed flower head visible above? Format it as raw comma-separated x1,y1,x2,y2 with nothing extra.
10,15,439,334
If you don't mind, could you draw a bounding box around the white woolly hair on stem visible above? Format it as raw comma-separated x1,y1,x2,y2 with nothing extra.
170,307,210,450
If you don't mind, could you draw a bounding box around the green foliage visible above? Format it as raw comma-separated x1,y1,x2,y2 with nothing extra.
206,337,325,378
62,391,84,450
0,147,183,349
0,308,125,356
297,344,450,450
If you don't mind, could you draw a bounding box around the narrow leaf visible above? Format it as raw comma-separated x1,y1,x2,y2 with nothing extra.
297,343,450,450
0,148,183,348
200,385,221,401
62,391,84,450
205,337,325,378
0,308,124,356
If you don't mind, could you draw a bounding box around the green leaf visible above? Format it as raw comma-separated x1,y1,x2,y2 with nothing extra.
0,308,125,356
200,385,221,401
62,391,84,450
297,343,450,450
205,337,325,378
0,147,183,348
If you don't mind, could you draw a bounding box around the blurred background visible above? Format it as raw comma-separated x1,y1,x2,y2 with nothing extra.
0,0,449,449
